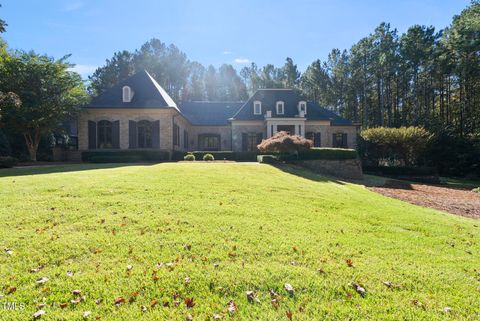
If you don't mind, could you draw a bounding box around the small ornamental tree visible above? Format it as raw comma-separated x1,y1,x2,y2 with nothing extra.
0,51,88,161
257,131,313,155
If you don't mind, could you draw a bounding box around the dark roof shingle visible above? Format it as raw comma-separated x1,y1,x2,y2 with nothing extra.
86,70,178,109
179,102,243,125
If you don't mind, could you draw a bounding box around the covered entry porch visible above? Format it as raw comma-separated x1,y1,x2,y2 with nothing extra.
265,117,306,138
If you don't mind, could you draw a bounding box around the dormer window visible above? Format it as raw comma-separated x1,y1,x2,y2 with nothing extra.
276,101,284,115
298,101,307,115
122,86,133,103
253,101,262,115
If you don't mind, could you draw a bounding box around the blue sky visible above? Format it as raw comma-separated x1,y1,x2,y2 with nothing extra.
1,0,471,78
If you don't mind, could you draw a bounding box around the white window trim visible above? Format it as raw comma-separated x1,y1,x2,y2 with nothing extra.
253,101,262,115
276,101,284,115
122,86,133,103
298,101,307,115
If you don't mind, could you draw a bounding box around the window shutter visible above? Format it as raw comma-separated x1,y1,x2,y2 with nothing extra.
332,134,336,147
342,133,348,148
112,120,120,149
314,132,321,147
129,121,137,149
88,121,96,149
242,133,248,152
152,120,160,148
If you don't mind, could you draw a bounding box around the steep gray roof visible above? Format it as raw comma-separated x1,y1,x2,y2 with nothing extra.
179,102,243,125
86,70,178,110
231,89,353,125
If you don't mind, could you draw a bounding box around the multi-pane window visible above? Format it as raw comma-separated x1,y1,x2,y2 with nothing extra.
242,133,263,151
137,120,153,148
306,132,321,147
333,133,347,148
276,101,284,115
298,101,307,114
97,120,113,149
253,101,262,115
199,134,220,151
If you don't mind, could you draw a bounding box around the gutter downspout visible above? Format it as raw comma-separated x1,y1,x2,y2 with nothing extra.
171,112,177,160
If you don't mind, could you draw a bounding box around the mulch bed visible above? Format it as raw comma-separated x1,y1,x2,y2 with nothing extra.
369,180,480,219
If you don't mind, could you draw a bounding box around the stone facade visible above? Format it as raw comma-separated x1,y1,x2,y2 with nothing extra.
296,159,363,180
305,121,358,149
231,121,265,152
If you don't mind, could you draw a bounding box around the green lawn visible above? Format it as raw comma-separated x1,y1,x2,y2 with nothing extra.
0,163,479,320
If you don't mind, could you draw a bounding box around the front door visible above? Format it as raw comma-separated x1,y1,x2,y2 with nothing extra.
277,125,296,135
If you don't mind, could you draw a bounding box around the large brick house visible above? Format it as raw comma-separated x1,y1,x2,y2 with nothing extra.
78,70,358,155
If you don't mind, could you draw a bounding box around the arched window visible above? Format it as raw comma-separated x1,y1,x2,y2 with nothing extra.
97,120,113,148
276,101,284,115
122,86,132,102
137,120,153,148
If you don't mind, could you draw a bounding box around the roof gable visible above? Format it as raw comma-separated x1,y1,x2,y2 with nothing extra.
231,89,352,125
86,70,178,110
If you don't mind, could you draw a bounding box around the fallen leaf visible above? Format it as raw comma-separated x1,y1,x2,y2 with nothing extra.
95,298,103,305
33,309,45,319
351,282,366,297
7,286,16,294
185,315,193,321
59,303,68,309
271,299,279,309
213,263,219,268
114,297,126,305
269,289,279,299
66,271,74,277
36,277,49,284
185,277,191,284
184,297,195,308
286,310,293,320
184,244,191,251
126,265,133,271
83,311,91,318
317,268,326,274
227,300,237,313
246,291,255,303
129,291,139,303
150,299,158,308
141,305,147,312
213,314,222,320
72,289,82,296
284,283,294,295
443,307,452,313
346,259,354,267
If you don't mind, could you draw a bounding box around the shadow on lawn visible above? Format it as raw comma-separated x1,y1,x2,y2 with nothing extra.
0,163,157,178
270,162,347,185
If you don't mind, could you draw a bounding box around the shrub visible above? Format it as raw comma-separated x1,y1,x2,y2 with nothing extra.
184,153,195,161
203,153,214,161
296,148,358,160
257,131,313,155
82,150,169,163
360,126,432,166
472,187,480,193
172,151,259,162
0,156,18,168
363,166,438,177
0,130,11,156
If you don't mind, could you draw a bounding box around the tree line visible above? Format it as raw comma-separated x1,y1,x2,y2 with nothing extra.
90,1,479,141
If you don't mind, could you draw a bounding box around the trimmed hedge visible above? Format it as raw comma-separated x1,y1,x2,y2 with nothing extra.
0,156,18,168
173,151,259,162
363,166,438,177
203,153,214,161
82,150,169,163
257,155,278,164
280,148,358,161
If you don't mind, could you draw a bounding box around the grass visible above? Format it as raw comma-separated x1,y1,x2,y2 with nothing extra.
440,176,480,189
0,163,479,320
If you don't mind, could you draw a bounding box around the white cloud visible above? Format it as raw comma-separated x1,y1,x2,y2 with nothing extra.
63,1,85,12
234,58,250,64
222,50,233,55
68,64,97,77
